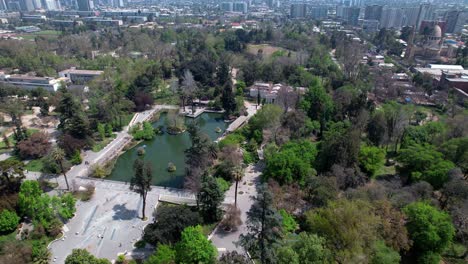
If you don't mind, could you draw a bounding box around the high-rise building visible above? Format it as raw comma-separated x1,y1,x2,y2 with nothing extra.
364,5,383,21
402,7,420,27
337,6,360,26
290,3,307,19
0,0,8,10
233,2,247,13
19,0,35,11
41,0,61,10
310,6,328,20
221,2,233,12
416,4,435,29
343,0,362,7
380,8,404,29
77,0,92,11
454,11,468,34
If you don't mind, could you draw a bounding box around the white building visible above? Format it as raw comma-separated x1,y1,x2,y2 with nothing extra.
0,72,69,91
58,67,103,84
249,82,306,104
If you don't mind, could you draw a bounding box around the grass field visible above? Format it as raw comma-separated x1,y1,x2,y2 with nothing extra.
247,44,295,59
25,159,45,172
20,30,61,40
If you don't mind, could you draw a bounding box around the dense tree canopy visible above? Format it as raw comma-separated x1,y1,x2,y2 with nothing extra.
403,202,455,262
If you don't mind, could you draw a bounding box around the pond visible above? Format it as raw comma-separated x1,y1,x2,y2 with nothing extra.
107,112,228,188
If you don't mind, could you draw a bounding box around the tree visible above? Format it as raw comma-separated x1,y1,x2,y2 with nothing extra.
276,232,331,264
65,249,111,264
239,184,282,264
18,180,44,219
232,165,243,207
0,209,19,233
220,204,242,231
0,159,25,193
300,81,333,136
404,202,455,262
278,209,297,233
198,175,224,223
39,98,49,116
373,200,411,252
382,101,408,152
130,159,153,220
217,59,230,87
397,143,455,188
400,122,444,149
263,140,318,186
51,147,70,190
305,199,380,263
368,110,387,146
370,240,400,264
358,145,385,177
145,244,175,264
175,225,217,264
56,87,90,140
184,123,216,193
17,132,51,159
18,180,75,230
97,123,106,140
143,204,201,246
439,137,468,178
221,81,237,117
180,70,197,113
2,133,10,149
318,122,362,172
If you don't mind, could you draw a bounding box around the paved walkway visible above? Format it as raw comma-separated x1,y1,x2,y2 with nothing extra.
209,162,263,255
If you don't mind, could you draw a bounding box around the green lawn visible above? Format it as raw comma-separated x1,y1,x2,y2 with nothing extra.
20,30,61,40
0,133,16,149
375,164,396,178
25,159,45,172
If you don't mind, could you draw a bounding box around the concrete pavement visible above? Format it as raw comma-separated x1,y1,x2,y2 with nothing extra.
48,178,194,263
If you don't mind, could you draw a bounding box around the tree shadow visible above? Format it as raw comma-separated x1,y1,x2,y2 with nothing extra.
112,203,138,220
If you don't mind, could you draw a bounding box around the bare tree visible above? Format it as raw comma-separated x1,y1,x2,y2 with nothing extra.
340,41,363,81
221,204,243,231
180,70,197,113
276,87,298,112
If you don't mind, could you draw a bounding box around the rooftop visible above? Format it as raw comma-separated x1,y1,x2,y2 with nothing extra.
60,69,104,75
428,64,464,70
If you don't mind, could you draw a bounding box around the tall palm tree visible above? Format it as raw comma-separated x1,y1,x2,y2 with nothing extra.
51,148,70,190
232,166,244,208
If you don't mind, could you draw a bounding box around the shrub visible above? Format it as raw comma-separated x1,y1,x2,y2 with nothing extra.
70,150,82,165
167,162,176,172
134,240,146,249
0,209,20,233
73,183,95,201
137,147,146,156
220,205,242,231
216,177,230,193
279,209,298,233
143,204,201,246
358,145,385,177
17,132,51,159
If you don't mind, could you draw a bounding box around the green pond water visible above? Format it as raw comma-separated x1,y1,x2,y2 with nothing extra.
107,113,228,188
